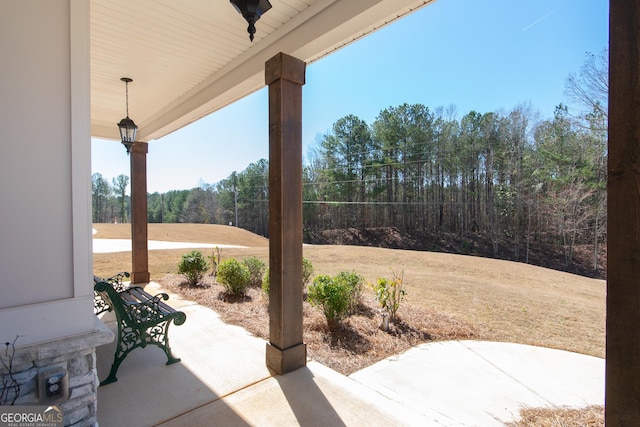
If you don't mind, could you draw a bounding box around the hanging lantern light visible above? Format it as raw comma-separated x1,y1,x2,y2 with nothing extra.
117,77,138,154
230,0,272,42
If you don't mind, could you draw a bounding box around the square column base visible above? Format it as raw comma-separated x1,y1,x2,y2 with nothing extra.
132,271,150,285
266,342,307,375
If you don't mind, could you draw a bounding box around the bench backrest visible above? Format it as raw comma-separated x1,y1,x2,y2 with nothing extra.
93,272,130,292
94,272,130,315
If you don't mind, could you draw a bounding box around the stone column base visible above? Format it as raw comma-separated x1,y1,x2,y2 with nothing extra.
266,342,306,375
0,318,113,426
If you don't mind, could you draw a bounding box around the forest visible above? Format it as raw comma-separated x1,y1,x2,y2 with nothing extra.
92,50,608,274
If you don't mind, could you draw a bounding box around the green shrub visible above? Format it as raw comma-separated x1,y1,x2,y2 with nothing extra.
308,274,352,328
371,270,406,320
243,257,266,288
260,257,314,297
177,250,210,286
334,271,363,313
217,258,251,295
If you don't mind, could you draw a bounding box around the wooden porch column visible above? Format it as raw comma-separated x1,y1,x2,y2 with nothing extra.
130,142,150,284
607,1,640,423
265,52,306,374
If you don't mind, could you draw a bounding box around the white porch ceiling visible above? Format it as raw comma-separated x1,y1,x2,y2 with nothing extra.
90,0,435,142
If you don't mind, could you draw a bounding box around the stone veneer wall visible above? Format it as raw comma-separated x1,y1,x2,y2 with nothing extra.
0,319,113,427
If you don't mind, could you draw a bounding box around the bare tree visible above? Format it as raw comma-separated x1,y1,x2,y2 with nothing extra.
564,48,608,127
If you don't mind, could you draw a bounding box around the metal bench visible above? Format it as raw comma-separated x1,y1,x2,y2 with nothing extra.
93,273,186,385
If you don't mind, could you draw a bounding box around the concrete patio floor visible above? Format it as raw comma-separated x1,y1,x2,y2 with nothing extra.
95,283,604,426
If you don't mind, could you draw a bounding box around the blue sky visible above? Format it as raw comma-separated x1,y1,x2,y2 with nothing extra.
92,0,609,194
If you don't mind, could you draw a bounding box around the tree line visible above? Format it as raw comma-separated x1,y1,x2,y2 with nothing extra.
92,173,130,223
303,102,606,268
92,50,607,271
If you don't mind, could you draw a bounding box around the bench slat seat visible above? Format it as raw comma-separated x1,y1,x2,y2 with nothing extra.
94,273,186,385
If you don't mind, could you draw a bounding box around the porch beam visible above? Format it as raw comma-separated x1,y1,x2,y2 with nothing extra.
606,0,640,423
130,141,150,285
265,52,307,374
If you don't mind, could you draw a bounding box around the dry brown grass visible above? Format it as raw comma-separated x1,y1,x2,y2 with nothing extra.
505,405,604,426
93,223,269,246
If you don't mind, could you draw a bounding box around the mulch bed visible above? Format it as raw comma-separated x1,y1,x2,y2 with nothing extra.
158,274,480,375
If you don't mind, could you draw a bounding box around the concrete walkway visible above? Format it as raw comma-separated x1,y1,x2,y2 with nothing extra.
95,283,604,427
351,341,604,425
92,238,246,253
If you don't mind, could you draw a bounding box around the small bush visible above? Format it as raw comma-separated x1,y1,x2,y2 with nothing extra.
243,257,266,288
308,274,352,328
334,271,363,313
371,269,406,320
217,258,251,295
261,257,314,297
177,250,210,286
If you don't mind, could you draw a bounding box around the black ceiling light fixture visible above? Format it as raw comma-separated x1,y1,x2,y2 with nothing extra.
230,0,272,42
117,77,138,154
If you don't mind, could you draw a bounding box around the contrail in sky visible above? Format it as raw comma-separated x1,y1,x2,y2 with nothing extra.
521,3,564,32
